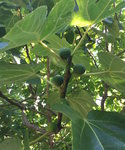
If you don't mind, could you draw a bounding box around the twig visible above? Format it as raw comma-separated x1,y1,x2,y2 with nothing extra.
117,49,125,56
101,84,109,111
25,45,31,62
104,26,109,52
46,57,54,149
28,84,37,99
76,26,98,68
0,91,47,116
72,26,91,55
46,57,50,96
87,50,98,68
22,110,46,134
0,91,25,110
29,106,48,116
76,26,82,37
82,27,93,42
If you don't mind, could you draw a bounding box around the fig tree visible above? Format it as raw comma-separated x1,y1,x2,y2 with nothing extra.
51,75,64,87
73,64,85,75
59,48,71,59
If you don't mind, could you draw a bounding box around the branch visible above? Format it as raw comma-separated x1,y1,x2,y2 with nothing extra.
25,45,31,62
76,26,98,68
82,27,93,42
29,106,48,117
46,57,50,96
0,91,47,116
0,91,25,110
87,50,99,68
22,110,46,134
28,84,37,99
101,84,109,111
104,26,109,52
57,56,72,131
72,26,91,55
117,49,125,56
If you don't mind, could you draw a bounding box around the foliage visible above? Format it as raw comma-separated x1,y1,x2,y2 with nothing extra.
0,0,125,150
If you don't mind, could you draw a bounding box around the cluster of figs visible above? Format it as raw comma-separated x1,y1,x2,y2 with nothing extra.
51,48,86,87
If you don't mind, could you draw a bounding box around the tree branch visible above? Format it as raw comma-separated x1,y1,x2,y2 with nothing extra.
76,26,98,68
101,84,109,111
0,91,25,110
25,45,31,62
57,56,72,132
117,49,125,56
0,91,47,116
87,50,99,68
22,110,46,134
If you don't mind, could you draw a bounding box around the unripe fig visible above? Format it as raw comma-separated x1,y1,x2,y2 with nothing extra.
59,48,71,59
73,64,85,75
51,75,64,86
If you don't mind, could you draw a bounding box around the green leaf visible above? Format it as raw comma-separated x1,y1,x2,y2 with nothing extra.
72,50,91,70
98,52,125,94
47,92,60,106
53,104,125,150
1,0,73,52
46,35,70,51
92,28,116,43
41,0,74,40
71,0,125,27
103,17,120,38
23,128,30,150
2,6,47,51
0,138,23,150
68,90,96,118
31,44,50,57
8,0,26,7
0,62,41,84
0,8,19,32
32,35,70,57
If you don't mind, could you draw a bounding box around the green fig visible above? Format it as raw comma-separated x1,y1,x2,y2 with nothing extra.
73,64,85,75
59,48,71,59
52,75,64,87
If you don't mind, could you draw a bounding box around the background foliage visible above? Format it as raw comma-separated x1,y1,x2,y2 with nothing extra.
0,0,125,150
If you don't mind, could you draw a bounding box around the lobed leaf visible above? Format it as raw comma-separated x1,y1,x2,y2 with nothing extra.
68,91,96,118
98,52,125,94
71,0,125,27
53,103,125,150
0,62,41,84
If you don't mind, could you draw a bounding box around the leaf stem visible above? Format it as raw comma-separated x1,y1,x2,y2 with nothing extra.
84,70,125,76
30,132,50,145
39,41,57,56
39,41,66,66
72,26,90,55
